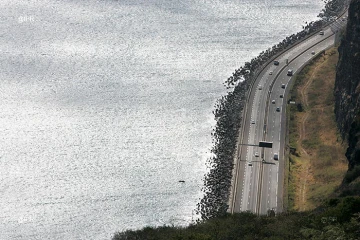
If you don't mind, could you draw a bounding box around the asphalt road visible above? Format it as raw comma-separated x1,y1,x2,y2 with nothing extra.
231,15,347,215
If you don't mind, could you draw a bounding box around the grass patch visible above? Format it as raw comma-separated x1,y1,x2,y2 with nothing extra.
314,144,337,168
288,155,299,210
287,47,348,211
301,138,320,150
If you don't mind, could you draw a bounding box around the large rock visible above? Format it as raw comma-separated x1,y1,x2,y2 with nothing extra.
334,0,360,170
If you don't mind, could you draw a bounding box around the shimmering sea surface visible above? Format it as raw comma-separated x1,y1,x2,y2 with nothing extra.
0,0,323,239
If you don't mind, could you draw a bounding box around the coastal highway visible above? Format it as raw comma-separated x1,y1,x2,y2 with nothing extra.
230,15,347,215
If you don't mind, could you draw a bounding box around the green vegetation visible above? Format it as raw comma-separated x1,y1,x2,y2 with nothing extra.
287,48,348,211
345,165,360,184
287,155,298,210
112,197,360,240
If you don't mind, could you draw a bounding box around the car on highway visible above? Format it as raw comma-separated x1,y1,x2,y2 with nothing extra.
255,152,259,157
272,100,275,104
273,60,279,65
269,71,273,75
248,162,253,166
229,20,340,215
251,120,255,124
287,69,293,76
319,31,324,35
258,85,262,90
311,51,315,55
281,84,286,89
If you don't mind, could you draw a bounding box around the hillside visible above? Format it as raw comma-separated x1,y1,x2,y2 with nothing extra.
334,0,360,195
113,196,360,240
287,47,348,211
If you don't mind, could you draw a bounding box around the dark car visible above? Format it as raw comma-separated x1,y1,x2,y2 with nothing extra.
274,60,279,65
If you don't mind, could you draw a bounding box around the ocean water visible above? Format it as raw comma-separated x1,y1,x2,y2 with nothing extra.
0,0,324,239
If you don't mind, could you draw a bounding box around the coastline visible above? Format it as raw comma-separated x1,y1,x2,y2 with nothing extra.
197,0,348,220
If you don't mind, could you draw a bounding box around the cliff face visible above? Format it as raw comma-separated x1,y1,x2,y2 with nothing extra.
334,0,360,170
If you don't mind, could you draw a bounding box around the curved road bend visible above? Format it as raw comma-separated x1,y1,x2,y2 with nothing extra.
231,15,347,214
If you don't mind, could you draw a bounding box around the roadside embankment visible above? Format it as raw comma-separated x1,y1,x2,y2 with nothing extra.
287,47,348,211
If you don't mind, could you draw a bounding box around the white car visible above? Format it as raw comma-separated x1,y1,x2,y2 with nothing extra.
255,152,259,157
269,71,273,75
251,120,255,124
272,100,275,104
258,85,263,90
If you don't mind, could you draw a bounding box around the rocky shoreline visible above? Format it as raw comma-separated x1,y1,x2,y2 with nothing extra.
197,0,348,221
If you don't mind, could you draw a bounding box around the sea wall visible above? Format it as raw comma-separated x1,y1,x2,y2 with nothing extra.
197,0,348,220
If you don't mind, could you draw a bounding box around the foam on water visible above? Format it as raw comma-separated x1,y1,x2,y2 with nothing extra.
0,0,324,239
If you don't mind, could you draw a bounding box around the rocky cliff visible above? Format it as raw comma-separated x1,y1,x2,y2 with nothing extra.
334,0,360,175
